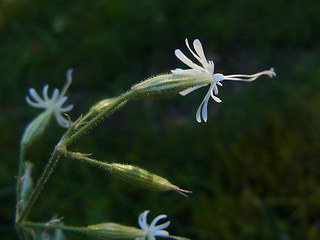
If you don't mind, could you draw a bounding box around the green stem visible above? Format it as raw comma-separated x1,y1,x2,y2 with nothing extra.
16,150,61,225
63,90,134,147
23,221,86,233
63,151,109,168
16,90,134,226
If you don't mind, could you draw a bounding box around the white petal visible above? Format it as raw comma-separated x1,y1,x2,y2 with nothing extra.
51,88,60,102
42,85,50,101
202,96,209,122
174,49,204,72
29,88,44,103
57,96,68,106
153,221,170,231
60,68,73,97
179,84,207,96
154,230,170,237
210,91,222,103
193,39,208,66
213,84,219,95
55,112,70,128
138,211,149,230
171,68,202,75
196,102,202,123
150,214,167,228
59,104,73,112
185,38,206,67
26,96,45,108
196,86,212,123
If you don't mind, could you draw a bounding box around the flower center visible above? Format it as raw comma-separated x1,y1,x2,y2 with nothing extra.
213,73,224,83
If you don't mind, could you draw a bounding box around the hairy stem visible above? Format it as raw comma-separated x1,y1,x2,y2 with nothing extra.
24,221,80,232
16,89,135,226
16,150,61,225
63,90,134,147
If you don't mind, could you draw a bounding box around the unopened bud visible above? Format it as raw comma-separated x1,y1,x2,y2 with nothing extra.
21,110,52,146
76,223,145,239
90,97,128,113
105,163,192,197
131,73,210,99
20,162,33,208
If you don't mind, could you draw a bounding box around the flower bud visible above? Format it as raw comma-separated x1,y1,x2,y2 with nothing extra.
21,110,52,147
20,162,33,209
76,223,145,239
131,73,210,99
105,163,191,196
90,97,128,113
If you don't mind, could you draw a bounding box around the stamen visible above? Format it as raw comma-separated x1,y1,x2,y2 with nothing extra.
174,188,193,198
224,68,276,82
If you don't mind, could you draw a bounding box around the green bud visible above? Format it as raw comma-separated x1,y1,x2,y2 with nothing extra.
90,97,127,113
105,163,192,196
20,162,33,209
21,110,52,147
131,73,211,99
75,223,145,239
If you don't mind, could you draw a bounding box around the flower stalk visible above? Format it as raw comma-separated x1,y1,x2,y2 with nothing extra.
62,150,192,197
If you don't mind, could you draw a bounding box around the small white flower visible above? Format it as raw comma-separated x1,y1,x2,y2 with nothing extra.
135,210,170,240
172,39,276,123
26,69,74,128
135,210,186,240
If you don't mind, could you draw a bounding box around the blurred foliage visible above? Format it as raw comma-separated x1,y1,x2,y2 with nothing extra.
1,0,320,239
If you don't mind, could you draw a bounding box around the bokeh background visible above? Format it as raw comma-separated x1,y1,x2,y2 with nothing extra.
1,0,320,239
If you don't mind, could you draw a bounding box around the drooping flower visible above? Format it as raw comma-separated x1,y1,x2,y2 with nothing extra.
26,69,74,128
172,39,276,122
135,210,188,240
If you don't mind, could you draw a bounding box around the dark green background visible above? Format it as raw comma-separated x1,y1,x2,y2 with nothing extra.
1,0,320,239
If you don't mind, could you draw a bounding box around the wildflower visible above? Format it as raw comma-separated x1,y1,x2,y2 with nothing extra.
172,39,276,122
26,69,74,128
135,210,189,240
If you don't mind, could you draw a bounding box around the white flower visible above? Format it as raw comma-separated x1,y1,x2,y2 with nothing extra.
26,69,74,128
172,39,276,123
135,210,170,240
135,210,186,240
